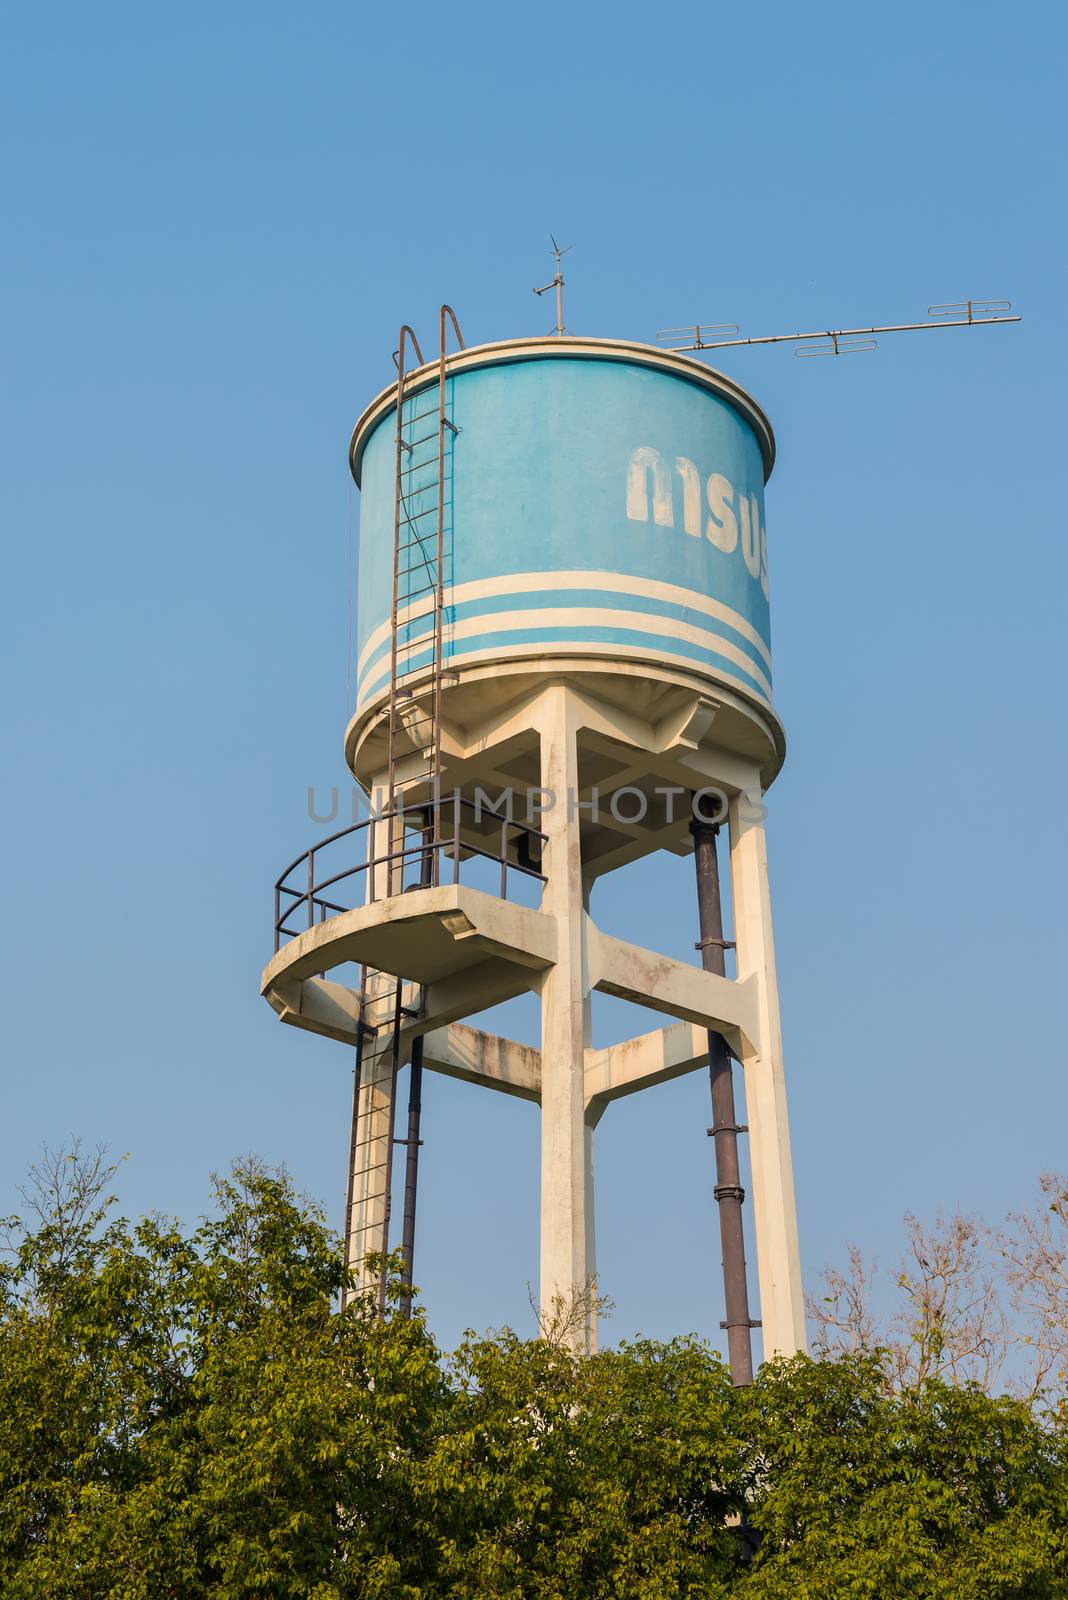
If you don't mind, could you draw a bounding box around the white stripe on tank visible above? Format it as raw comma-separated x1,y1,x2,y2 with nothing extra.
355,568,772,681
356,637,773,717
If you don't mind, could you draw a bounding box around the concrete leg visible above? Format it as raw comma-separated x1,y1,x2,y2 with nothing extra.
534,686,596,1350
727,782,807,1358
346,1032,396,1293
345,787,403,1297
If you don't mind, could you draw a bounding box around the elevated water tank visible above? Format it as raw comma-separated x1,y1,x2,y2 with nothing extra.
347,336,782,786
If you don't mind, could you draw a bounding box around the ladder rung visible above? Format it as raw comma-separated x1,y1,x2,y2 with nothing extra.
399,504,444,525
399,432,440,458
399,487,451,502
393,582,436,600
400,405,440,426
397,510,439,529
396,525,449,548
396,534,436,554
396,507,450,529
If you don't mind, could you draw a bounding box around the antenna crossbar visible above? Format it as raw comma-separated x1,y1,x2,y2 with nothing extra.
658,300,1021,356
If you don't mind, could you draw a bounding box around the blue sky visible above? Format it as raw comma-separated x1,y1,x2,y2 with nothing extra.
2,0,1065,1354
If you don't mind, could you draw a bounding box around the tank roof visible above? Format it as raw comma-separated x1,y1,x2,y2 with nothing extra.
348,335,776,485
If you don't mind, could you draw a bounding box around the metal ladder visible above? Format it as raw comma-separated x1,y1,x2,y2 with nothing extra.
341,968,415,1314
343,307,464,1315
385,305,464,873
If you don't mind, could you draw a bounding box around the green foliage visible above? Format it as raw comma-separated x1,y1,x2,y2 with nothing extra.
1,1148,1066,1597
740,1354,1068,1598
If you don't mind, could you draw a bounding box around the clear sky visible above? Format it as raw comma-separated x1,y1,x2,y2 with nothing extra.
2,0,1065,1356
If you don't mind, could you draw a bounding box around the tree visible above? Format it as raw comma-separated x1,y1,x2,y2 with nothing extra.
422,1327,749,1597
1001,1175,1068,1420
0,1148,447,1597
741,1353,1068,1599
1,1146,1066,1597
808,1175,1068,1415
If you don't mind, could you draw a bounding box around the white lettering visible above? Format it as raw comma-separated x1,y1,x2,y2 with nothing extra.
739,492,762,580
705,472,738,553
626,447,673,527
624,448,767,593
674,457,702,538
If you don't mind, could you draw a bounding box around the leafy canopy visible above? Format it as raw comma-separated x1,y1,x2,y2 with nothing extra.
1,1147,1065,1598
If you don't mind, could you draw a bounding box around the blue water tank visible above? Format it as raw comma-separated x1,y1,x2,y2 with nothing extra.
347,337,782,783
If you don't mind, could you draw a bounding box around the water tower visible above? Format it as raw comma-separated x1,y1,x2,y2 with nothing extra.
262,316,805,1364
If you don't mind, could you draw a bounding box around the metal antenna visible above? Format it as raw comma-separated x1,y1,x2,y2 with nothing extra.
656,299,1021,357
534,235,573,336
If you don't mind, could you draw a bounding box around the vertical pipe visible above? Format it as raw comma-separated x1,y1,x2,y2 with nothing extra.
500,816,508,898
399,1038,423,1312
377,980,404,1318
399,814,433,1316
691,816,755,1387
453,793,461,882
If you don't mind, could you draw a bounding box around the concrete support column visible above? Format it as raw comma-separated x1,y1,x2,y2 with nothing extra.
534,686,595,1350
345,782,402,1296
728,781,807,1358
346,1031,396,1291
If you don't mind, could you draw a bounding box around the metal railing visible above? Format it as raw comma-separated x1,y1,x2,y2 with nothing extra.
273,794,547,951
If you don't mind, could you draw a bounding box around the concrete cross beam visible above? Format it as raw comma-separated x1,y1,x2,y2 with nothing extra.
583,1020,712,1119
585,921,758,1059
421,1022,541,1102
